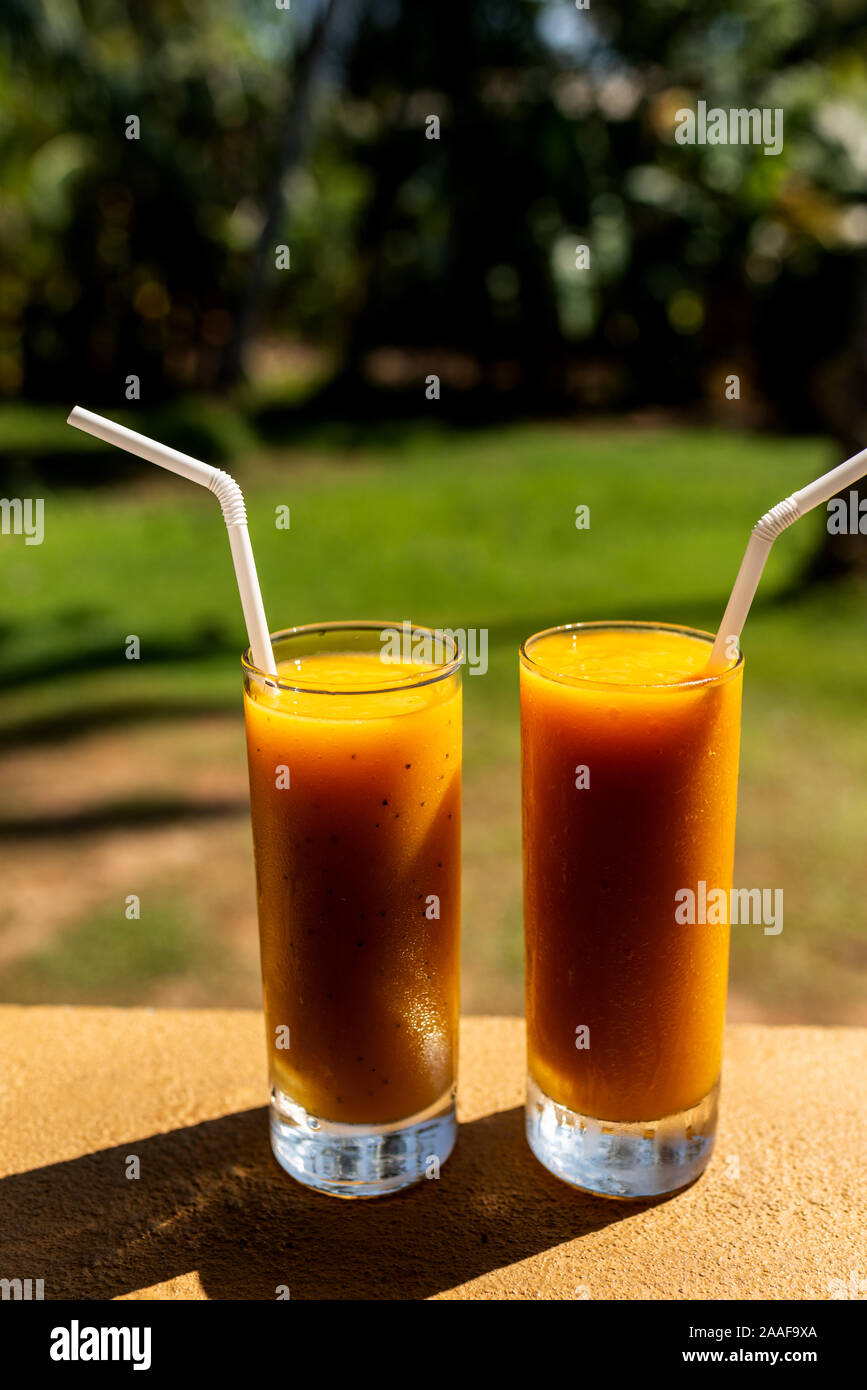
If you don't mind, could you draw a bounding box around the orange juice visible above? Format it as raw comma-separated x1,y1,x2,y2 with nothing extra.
244,629,461,1133
521,623,743,1127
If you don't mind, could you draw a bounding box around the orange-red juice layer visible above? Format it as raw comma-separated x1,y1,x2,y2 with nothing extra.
521,627,742,1122
245,652,461,1125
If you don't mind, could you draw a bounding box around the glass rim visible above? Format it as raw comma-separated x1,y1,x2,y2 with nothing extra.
519,620,745,693
242,619,464,695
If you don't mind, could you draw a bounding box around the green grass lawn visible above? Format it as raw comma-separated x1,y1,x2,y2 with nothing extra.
1,419,865,1020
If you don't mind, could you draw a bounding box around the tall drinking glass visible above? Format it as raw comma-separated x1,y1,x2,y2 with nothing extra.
243,621,462,1197
520,621,744,1197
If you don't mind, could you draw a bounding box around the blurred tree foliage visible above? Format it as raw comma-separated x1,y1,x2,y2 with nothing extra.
0,0,292,404
1,0,867,433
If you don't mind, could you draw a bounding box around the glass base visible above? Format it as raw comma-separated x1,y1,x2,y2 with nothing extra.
525,1074,719,1199
269,1084,457,1198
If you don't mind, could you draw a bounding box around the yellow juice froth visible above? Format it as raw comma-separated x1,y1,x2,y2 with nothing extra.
530,629,718,686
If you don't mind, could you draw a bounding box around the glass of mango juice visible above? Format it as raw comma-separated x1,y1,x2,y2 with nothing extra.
520,621,744,1198
242,621,462,1197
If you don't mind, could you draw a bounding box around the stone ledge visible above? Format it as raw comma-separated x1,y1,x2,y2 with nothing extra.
0,1007,864,1300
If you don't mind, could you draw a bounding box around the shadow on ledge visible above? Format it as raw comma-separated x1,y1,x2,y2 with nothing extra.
0,1105,664,1300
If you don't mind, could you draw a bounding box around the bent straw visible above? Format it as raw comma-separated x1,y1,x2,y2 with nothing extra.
708,442,867,672
67,406,277,675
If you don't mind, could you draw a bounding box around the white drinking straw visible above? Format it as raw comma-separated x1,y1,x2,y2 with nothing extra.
708,442,867,672
67,406,277,675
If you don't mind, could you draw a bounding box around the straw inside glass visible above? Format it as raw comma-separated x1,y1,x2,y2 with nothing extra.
707,443,867,672
67,406,277,675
